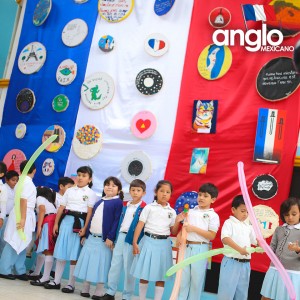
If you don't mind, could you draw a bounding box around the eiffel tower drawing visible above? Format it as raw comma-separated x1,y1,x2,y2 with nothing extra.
26,44,38,61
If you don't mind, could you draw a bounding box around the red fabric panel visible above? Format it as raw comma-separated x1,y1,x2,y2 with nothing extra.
165,0,300,273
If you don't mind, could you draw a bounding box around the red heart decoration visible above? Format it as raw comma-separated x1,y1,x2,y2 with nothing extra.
136,119,151,133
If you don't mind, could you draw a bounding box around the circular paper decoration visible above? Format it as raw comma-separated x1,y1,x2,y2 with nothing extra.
33,0,52,26
252,174,278,200
72,125,102,159
42,158,55,176
144,33,169,57
15,123,27,139
174,191,198,214
154,0,175,16
62,18,88,47
253,204,279,238
52,94,69,112
209,7,231,28
131,111,157,139
135,68,163,95
3,149,26,174
121,151,152,183
81,72,115,110
98,35,115,52
16,88,36,113
256,57,300,101
197,44,232,80
18,42,46,74
74,0,88,3
42,125,66,152
98,0,134,23
56,59,77,85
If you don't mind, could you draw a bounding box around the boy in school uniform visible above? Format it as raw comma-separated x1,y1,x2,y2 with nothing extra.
97,179,147,300
0,161,8,232
217,195,257,300
178,183,220,300
55,177,75,208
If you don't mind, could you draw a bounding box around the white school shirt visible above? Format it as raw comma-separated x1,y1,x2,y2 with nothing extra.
0,180,8,219
36,196,56,215
4,183,15,216
186,206,220,243
60,185,97,213
139,201,176,236
55,192,63,209
120,200,142,233
221,216,257,259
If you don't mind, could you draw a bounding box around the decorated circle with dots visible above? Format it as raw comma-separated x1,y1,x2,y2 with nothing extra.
135,68,163,95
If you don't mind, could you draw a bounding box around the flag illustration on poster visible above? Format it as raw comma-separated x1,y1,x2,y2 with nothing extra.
241,4,276,22
253,108,286,164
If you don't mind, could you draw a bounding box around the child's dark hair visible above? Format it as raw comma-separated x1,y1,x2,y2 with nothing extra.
37,186,56,207
130,179,146,192
58,177,75,188
102,176,124,200
199,183,218,199
232,195,245,208
0,161,7,179
280,197,300,223
154,180,173,200
77,166,93,188
5,170,19,180
20,160,36,174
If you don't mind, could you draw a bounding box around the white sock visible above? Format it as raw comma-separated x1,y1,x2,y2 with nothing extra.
67,264,76,288
139,283,148,300
32,254,45,275
154,286,164,300
94,283,104,297
82,281,90,294
40,255,54,282
53,260,66,284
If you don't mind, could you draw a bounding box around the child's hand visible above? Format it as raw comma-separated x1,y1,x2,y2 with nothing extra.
81,237,86,246
36,227,42,240
79,227,86,237
53,224,58,236
183,223,193,233
17,218,25,231
176,213,186,223
239,246,249,256
0,218,3,228
288,241,300,252
133,243,140,255
105,238,114,250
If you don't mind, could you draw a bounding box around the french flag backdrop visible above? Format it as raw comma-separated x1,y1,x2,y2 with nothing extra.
0,0,300,272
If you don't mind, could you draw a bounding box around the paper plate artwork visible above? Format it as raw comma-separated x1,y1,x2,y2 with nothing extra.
154,0,175,16
16,88,36,113
174,191,199,214
42,158,55,176
144,33,169,57
56,59,77,85
62,18,88,47
3,149,26,174
131,111,157,139
33,0,52,26
98,0,134,22
252,174,278,200
15,123,27,139
52,94,70,112
135,68,163,95
98,35,115,52
209,7,231,28
42,125,66,152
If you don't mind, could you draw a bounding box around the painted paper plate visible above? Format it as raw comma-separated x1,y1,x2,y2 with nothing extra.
81,72,115,110
3,149,26,174
15,123,27,139
72,125,102,159
98,0,134,23
135,68,163,95
62,18,88,47
253,205,279,238
42,158,55,176
252,174,278,200
52,94,69,112
256,57,300,101
197,44,232,80
18,42,46,74
209,7,231,28
131,111,157,139
42,125,66,152
144,33,169,57
16,88,36,113
154,0,175,16
174,191,198,214
98,35,115,52
74,0,89,3
56,59,77,85
121,151,152,183
33,0,52,26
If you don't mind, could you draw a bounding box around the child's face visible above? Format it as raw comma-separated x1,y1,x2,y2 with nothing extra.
284,204,300,225
129,186,145,203
156,184,172,207
197,192,216,209
59,183,73,195
232,204,248,222
6,176,19,189
77,172,91,188
104,180,119,198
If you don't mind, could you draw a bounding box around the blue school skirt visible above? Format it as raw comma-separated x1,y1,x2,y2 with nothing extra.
74,234,112,283
131,235,173,282
36,223,50,253
261,266,300,300
53,215,83,261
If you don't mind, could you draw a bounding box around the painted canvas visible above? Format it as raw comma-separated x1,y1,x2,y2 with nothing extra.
189,148,209,174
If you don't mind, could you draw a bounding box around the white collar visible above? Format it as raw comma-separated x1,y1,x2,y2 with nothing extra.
229,215,248,224
74,185,89,191
283,223,300,230
194,206,214,212
152,200,172,209
102,195,119,200
127,200,142,207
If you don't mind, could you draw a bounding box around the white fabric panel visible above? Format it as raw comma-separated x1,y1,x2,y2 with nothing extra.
65,0,194,203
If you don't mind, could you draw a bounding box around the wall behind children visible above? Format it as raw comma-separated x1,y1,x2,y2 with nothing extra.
0,0,299,273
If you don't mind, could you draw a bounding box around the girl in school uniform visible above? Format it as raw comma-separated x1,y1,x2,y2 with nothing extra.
74,176,123,299
131,180,184,300
44,166,98,293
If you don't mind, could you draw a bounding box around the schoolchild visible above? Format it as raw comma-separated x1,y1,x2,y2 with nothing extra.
74,176,123,299
0,161,8,238
131,180,184,300
44,166,97,293
55,177,75,208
